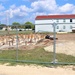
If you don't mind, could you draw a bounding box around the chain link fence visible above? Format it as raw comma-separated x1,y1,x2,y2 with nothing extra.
0,24,75,65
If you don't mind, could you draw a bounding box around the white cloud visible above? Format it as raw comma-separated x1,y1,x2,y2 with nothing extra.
1,0,75,24
0,4,5,11
12,6,30,18
58,3,75,13
31,0,57,12
10,4,16,9
32,12,47,19
4,5,31,19
23,0,38,2
19,5,32,12
24,12,47,23
72,9,75,14
0,12,4,16
3,0,57,20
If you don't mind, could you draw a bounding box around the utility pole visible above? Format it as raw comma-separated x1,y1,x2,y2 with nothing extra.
6,12,9,26
6,12,10,35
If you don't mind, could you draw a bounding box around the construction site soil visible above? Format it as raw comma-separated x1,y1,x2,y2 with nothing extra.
16,33,75,51
0,33,75,51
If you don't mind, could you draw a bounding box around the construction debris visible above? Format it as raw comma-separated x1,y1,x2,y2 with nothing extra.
45,35,58,40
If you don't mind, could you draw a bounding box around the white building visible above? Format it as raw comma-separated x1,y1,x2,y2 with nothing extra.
2,26,12,31
35,14,75,32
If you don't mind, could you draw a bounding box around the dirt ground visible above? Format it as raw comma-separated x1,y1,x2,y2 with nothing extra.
44,33,75,56
56,33,75,41
0,33,75,75
0,64,75,75
1,33,75,57
19,33,75,50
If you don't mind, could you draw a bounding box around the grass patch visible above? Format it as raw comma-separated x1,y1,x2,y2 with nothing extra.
0,48,75,66
0,30,34,35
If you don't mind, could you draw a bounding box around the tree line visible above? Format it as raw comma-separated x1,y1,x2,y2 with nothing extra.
0,21,35,30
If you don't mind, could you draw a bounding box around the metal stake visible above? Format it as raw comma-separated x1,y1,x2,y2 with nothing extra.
53,22,57,64
16,26,18,61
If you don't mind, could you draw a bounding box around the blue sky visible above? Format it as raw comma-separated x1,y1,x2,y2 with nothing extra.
0,0,75,25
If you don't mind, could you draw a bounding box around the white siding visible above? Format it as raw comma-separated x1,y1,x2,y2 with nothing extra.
35,24,53,32
56,24,73,32
35,19,75,32
35,20,51,24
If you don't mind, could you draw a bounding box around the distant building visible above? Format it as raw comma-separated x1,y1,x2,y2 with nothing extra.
2,27,6,31
2,26,12,31
35,14,75,32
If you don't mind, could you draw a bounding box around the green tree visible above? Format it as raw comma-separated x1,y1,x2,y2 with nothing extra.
25,25,31,29
24,21,35,30
12,22,21,29
12,22,20,25
0,24,6,30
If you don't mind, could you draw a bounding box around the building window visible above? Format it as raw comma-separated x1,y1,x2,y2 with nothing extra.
70,26,72,29
63,26,66,29
57,19,59,22
57,26,59,29
70,19,72,22
63,19,66,22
